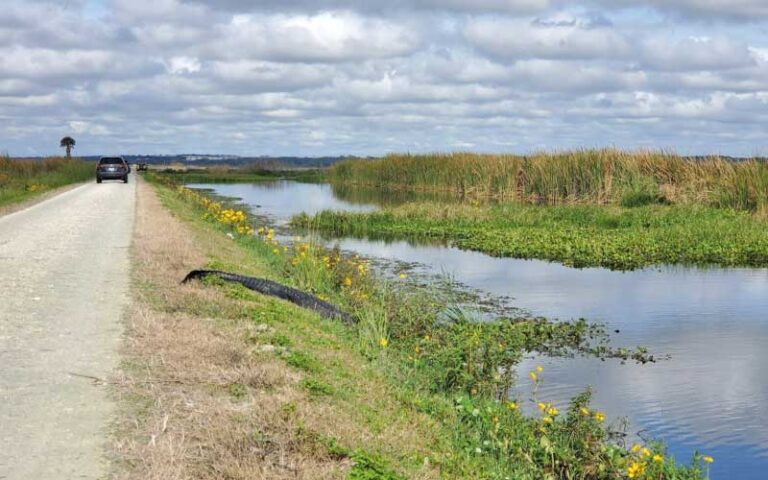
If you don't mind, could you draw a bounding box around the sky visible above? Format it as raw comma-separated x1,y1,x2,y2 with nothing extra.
1,0,767,157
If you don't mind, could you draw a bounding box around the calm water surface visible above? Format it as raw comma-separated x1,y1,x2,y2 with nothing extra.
193,181,768,479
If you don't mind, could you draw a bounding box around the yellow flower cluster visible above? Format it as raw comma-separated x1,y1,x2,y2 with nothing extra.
218,208,246,225
331,255,371,291
529,365,544,382
627,460,646,478
536,401,559,425
175,185,254,236
256,227,282,253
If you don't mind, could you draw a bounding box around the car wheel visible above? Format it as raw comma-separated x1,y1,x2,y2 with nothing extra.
97,177,102,183
123,176,129,183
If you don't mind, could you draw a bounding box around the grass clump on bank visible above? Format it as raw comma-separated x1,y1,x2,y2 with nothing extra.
293,202,768,270
134,173,712,479
0,155,93,207
331,149,768,212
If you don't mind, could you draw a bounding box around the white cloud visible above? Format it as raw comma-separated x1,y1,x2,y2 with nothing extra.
0,47,152,79
209,60,332,91
591,0,768,19
640,36,755,71
464,17,631,61
210,12,421,62
165,56,202,74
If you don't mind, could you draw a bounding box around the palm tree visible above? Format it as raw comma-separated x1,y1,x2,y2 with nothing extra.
60,136,76,158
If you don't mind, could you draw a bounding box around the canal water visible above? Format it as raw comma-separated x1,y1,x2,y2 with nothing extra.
190,180,768,479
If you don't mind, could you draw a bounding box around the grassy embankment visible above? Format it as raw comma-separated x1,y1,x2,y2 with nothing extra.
118,173,711,479
0,155,93,208
295,150,768,270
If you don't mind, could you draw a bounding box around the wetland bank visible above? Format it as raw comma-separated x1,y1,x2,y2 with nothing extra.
166,148,768,478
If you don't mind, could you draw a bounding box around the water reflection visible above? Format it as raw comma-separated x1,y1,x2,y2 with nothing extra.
195,181,768,479
329,182,477,207
187,181,377,224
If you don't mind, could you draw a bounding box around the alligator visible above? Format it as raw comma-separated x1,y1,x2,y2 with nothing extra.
182,269,355,324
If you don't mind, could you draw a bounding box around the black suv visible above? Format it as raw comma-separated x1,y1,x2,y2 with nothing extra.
96,156,129,183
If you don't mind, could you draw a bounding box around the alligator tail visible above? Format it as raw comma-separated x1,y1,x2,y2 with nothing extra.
182,269,354,324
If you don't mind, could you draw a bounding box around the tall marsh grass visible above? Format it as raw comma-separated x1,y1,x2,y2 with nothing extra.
0,155,94,207
330,149,768,212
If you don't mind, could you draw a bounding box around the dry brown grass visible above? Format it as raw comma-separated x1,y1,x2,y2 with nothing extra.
113,179,439,479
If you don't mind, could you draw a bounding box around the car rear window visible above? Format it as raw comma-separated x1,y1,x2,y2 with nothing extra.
99,157,124,165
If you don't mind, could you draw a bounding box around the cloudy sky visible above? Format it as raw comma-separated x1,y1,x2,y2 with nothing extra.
1,0,767,157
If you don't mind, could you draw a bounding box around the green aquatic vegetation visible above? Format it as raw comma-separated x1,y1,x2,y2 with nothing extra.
293,202,768,270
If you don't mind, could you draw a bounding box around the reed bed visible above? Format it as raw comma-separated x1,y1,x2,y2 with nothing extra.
0,155,94,207
330,149,768,212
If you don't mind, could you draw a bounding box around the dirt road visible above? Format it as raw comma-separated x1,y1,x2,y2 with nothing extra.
0,178,135,479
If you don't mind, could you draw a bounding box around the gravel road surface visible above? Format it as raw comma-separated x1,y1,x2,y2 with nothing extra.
0,178,135,479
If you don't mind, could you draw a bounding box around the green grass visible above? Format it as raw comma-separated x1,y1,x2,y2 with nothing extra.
293,202,768,270
0,155,94,208
331,149,768,212
150,174,711,479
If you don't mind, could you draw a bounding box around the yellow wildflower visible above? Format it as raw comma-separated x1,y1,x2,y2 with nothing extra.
506,402,518,411
594,411,606,422
652,454,663,463
631,444,642,454
702,455,714,464
399,273,407,279
579,407,590,416
529,371,538,381
546,406,559,416
343,277,352,287
379,337,389,349
641,448,651,457
537,402,547,411
535,365,543,373
627,461,645,479
541,416,553,424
